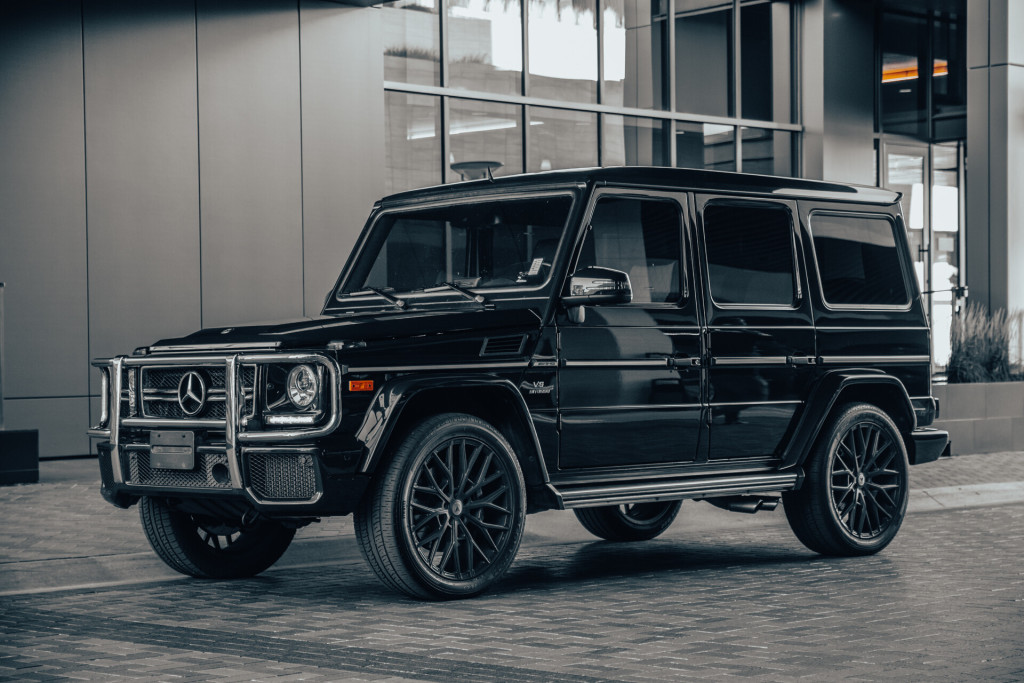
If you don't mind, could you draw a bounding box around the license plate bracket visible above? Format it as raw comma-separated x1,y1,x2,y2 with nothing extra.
150,430,195,470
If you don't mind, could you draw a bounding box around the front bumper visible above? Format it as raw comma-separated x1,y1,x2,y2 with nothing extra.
97,441,370,515
91,352,367,515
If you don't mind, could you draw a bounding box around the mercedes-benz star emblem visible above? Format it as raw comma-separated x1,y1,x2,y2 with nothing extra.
177,371,207,417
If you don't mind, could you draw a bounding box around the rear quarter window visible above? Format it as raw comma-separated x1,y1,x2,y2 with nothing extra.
810,212,910,307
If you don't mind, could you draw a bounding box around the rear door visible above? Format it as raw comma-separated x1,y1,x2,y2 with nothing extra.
694,196,816,462
557,189,706,469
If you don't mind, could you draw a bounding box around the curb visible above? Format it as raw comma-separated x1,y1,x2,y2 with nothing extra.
909,481,1024,512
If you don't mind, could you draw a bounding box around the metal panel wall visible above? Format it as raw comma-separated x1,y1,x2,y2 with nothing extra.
299,0,385,314
84,0,202,393
0,4,88,400
197,0,305,327
0,4,91,455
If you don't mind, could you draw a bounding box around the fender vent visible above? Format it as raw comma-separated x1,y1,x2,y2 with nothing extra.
480,334,526,357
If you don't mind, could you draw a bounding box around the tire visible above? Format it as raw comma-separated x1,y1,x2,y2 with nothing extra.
139,496,295,579
354,413,527,600
783,403,910,556
574,501,682,541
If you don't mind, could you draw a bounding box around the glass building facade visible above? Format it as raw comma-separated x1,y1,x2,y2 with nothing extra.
381,0,800,193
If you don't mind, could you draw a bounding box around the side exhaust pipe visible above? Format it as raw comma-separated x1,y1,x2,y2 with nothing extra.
706,496,781,514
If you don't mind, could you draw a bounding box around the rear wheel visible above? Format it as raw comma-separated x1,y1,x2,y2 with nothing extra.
355,413,527,600
574,501,682,541
784,403,909,556
139,496,295,579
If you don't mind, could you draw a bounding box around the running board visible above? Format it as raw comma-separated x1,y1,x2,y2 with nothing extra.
552,471,803,510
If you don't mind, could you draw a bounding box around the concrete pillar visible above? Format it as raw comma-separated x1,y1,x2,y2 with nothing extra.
799,0,876,185
966,0,1024,313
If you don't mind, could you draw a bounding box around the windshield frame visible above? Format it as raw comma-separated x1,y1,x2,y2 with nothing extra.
324,188,581,314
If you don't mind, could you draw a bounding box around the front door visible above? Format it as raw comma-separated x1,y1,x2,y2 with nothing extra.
557,190,706,469
694,196,816,462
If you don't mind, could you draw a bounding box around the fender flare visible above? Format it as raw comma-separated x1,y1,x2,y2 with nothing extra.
353,373,551,485
780,369,915,469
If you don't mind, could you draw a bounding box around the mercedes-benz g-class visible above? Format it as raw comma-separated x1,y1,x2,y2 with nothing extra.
90,167,949,600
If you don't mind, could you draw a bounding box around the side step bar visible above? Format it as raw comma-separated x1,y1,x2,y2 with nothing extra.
552,470,803,510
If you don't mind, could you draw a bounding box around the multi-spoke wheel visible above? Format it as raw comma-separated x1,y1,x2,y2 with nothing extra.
139,496,295,579
783,403,909,556
574,501,682,541
354,413,526,600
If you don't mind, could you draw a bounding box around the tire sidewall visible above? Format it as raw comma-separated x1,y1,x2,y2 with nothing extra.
392,415,526,598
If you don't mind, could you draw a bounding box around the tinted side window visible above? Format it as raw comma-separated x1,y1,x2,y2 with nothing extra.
810,213,909,306
703,203,795,306
577,197,682,304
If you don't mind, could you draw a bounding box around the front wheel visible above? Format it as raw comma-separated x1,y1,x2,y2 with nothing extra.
783,403,909,556
574,501,682,541
139,497,295,579
354,413,527,600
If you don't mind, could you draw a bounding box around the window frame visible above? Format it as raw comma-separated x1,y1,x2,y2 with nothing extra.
699,197,802,311
806,208,914,312
567,187,690,308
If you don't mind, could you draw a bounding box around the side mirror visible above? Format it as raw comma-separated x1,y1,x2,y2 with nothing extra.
563,267,632,307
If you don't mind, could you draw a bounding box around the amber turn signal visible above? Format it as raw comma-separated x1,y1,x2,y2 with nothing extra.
348,380,374,392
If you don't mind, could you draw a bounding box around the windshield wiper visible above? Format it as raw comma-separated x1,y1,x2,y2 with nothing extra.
360,287,407,309
440,281,488,305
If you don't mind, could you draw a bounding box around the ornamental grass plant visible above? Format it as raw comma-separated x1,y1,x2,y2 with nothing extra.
947,302,1024,383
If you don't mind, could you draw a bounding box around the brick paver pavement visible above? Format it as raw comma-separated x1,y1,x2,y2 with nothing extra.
1,453,1022,681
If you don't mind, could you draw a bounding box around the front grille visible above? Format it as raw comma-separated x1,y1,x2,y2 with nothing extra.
127,450,232,489
247,453,318,501
131,365,254,421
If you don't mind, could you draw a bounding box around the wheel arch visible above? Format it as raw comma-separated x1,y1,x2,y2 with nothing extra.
780,370,915,469
354,375,556,511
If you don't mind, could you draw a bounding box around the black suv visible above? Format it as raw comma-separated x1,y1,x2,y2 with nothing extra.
91,167,949,600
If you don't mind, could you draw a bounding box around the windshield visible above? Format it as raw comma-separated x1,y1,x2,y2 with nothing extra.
339,195,573,299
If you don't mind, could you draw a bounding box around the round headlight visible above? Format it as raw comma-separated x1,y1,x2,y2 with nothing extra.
286,364,318,409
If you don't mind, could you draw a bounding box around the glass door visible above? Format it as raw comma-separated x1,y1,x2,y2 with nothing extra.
881,139,964,370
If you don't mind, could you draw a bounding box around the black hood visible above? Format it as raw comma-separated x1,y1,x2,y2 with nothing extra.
148,307,543,352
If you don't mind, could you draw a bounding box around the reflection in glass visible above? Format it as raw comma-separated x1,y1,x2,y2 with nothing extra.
385,92,442,194
931,142,961,366
527,107,597,172
741,127,791,177
741,1,791,122
880,13,927,138
382,0,441,85
676,122,734,171
602,114,668,166
675,0,733,116
602,0,668,109
448,0,523,95
932,12,965,141
528,0,598,102
449,99,523,179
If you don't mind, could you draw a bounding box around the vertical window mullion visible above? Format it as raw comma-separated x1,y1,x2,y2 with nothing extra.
441,96,451,184
733,0,741,171
596,0,604,104
667,0,677,166
521,0,529,172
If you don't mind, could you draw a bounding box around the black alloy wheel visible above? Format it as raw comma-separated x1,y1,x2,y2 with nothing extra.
574,500,682,541
139,496,295,579
355,413,526,600
784,403,909,556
